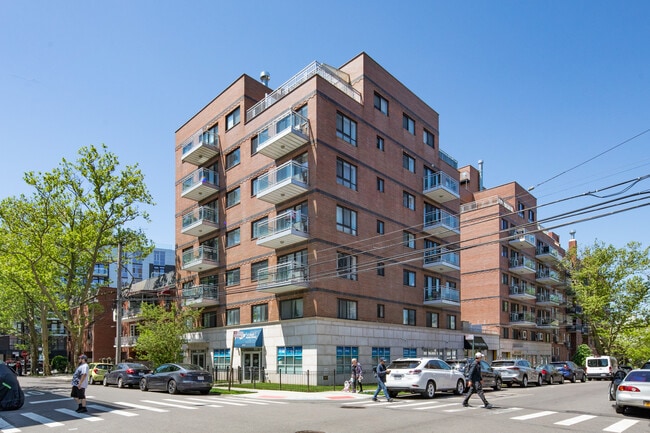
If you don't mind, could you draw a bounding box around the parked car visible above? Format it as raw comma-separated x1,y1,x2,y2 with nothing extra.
491,359,540,387
103,362,152,388
615,369,650,413
139,363,213,395
88,363,113,385
384,358,465,399
536,364,565,385
619,365,633,374
460,358,502,392
585,355,618,380
641,361,650,369
446,359,468,373
549,361,586,383
609,369,628,401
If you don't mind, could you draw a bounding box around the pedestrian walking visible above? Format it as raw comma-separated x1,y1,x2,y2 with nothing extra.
71,354,89,413
372,358,393,402
351,358,363,393
462,352,492,409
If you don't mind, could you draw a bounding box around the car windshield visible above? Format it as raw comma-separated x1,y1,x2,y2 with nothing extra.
390,360,421,369
125,363,147,369
177,363,204,371
549,362,567,368
492,361,515,367
625,371,650,382
587,358,609,367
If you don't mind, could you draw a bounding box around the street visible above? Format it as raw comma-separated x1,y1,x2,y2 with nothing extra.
2,376,649,433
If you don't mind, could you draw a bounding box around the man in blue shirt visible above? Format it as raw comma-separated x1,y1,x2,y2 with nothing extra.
372,358,393,402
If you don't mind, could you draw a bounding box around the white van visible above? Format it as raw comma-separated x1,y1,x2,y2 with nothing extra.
585,356,618,380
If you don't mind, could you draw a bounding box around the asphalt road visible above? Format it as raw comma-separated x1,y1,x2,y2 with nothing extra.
2,375,649,433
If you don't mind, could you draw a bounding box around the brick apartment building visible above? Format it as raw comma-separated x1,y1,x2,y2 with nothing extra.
174,52,486,381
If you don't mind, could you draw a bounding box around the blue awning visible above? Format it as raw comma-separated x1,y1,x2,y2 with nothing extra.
234,328,264,348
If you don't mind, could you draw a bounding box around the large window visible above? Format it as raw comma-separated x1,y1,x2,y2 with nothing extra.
226,308,240,325
337,252,358,280
371,347,391,367
403,113,415,134
226,187,240,207
226,107,240,130
251,260,268,282
426,312,439,328
336,206,357,235
448,315,457,330
403,231,416,249
252,216,268,239
403,270,416,287
374,92,389,115
280,298,303,320
402,153,415,173
403,191,415,210
336,158,357,190
277,346,303,374
338,299,358,320
226,268,240,286
336,346,359,374
423,129,435,148
403,309,416,326
202,311,217,328
252,304,268,323
226,228,240,247
226,148,240,169
336,112,357,145
213,349,230,370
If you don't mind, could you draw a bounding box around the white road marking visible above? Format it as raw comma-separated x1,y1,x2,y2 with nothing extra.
87,404,138,417
114,401,168,413
186,397,238,406
140,399,197,409
413,403,459,410
54,408,103,421
0,417,21,433
603,419,639,433
20,412,63,427
510,410,557,420
554,414,596,426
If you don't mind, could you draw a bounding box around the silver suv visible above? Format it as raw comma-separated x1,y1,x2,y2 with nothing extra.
491,359,541,387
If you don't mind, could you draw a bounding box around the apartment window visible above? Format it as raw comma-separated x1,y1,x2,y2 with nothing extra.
202,311,217,328
502,273,509,285
426,312,439,328
518,202,525,218
403,231,416,249
338,299,358,320
226,228,240,247
423,129,435,148
336,112,357,145
447,315,457,330
336,346,359,374
153,250,165,265
403,308,416,326
403,270,416,287
336,158,357,190
226,268,240,286
251,134,260,155
250,177,259,196
528,209,535,223
402,153,416,173
371,347,391,367
377,177,384,192
502,245,509,257
403,113,415,134
226,148,240,169
404,347,418,358
226,308,240,325
502,300,509,312
501,219,509,231
403,191,415,210
252,216,268,239
377,220,385,234
280,298,303,320
226,107,240,130
377,262,385,276
251,260,268,282
502,328,509,339
226,187,240,207
376,135,384,151
336,206,357,235
377,304,385,318
374,92,389,115
337,252,358,280
278,346,303,374
252,304,268,323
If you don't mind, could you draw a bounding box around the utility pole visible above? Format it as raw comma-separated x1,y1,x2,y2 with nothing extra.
115,242,123,364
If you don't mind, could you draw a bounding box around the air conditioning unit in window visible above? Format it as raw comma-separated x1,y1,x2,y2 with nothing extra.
522,330,527,340
460,171,470,182
538,332,543,341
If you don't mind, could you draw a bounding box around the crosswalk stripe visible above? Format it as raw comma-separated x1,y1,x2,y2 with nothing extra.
0,417,21,433
54,408,103,421
187,397,241,406
114,402,168,413
554,414,596,426
141,400,197,409
603,419,639,433
20,412,64,427
164,398,208,406
413,403,459,410
88,404,138,417
510,410,557,420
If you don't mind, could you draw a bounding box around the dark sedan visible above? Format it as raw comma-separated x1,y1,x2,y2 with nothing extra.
549,361,586,383
103,362,152,388
461,358,503,392
139,363,213,394
536,364,565,385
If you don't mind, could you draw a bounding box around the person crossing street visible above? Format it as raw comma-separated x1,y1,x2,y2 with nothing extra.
462,352,492,409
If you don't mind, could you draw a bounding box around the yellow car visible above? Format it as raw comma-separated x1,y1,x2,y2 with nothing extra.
88,363,113,385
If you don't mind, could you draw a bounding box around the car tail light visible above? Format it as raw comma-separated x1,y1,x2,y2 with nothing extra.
93,368,98,374
126,368,135,374
540,369,548,375
618,385,640,392
179,373,186,377
509,367,520,370
408,369,423,375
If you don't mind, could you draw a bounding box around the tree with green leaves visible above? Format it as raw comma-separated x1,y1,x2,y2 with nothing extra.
135,303,199,367
0,145,154,373
565,241,650,362
573,343,592,367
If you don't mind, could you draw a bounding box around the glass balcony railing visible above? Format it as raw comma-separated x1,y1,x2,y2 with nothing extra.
423,209,460,236
423,285,460,303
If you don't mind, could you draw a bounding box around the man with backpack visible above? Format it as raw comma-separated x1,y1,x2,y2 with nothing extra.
372,358,393,402
462,352,492,409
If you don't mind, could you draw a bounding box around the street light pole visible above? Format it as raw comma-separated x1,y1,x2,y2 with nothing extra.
115,242,122,364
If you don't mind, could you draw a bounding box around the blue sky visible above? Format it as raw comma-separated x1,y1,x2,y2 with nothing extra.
2,0,648,251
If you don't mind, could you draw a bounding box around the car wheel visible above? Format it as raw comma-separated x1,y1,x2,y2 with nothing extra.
454,379,464,395
494,377,502,391
608,383,615,401
168,379,179,394
139,378,148,391
199,389,210,395
571,374,576,383
581,374,586,383
424,380,436,399
615,405,625,414
103,377,108,387
548,376,554,385
559,375,564,384
537,375,543,386
507,382,513,388
117,377,124,388
521,376,528,388
388,390,399,399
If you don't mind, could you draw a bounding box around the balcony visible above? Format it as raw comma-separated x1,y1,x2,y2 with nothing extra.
115,336,138,347
256,110,310,160
536,269,562,285
536,292,563,306
181,168,219,201
423,171,459,203
509,256,536,275
256,210,308,249
182,245,219,272
257,261,309,294
423,285,460,306
256,160,308,204
181,130,219,166
423,209,459,238
182,284,219,308
536,245,561,264
509,229,536,250
536,318,559,329
510,312,536,327
566,305,583,315
181,206,219,237
121,306,143,322
509,283,536,300
423,248,460,273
